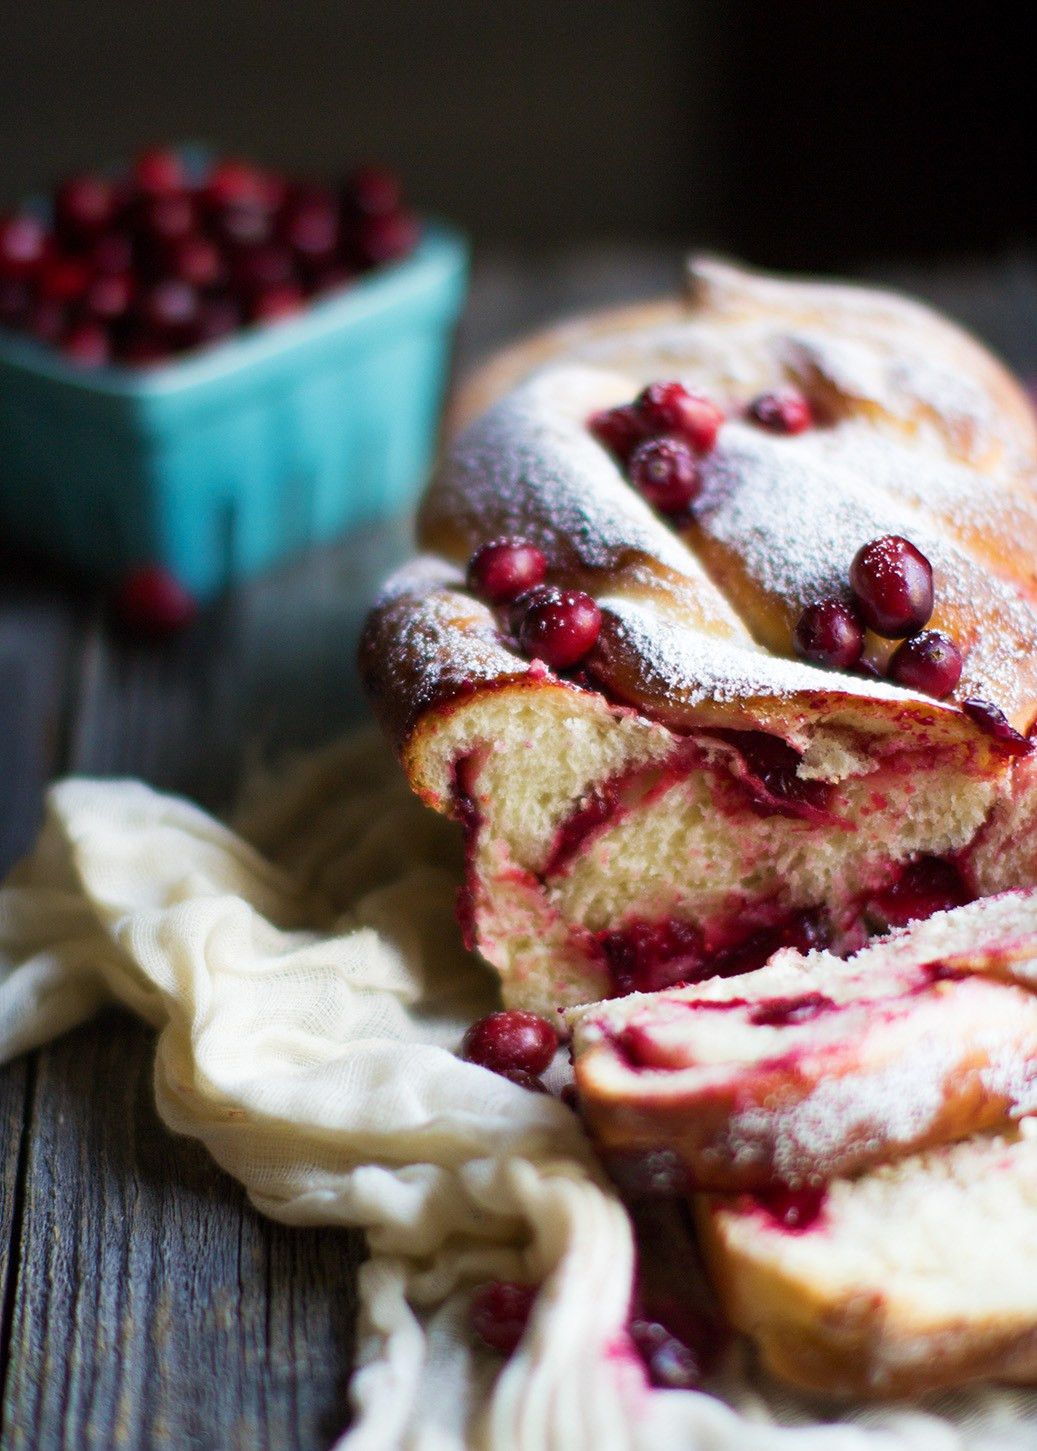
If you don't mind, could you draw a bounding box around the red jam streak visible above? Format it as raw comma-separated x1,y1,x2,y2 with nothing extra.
709,729,837,823
599,909,831,997
541,773,630,878
544,729,839,884
751,1183,827,1232
452,722,970,995
962,697,1033,756
923,960,973,985
870,854,971,929
452,752,486,952
747,991,837,1027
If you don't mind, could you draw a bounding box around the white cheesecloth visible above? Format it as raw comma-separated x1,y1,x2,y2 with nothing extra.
0,729,1034,1451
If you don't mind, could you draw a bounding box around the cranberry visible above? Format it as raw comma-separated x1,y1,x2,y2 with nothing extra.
135,191,197,248
113,565,198,636
54,174,119,241
0,214,49,277
343,164,403,218
88,230,135,275
137,279,200,339
588,403,648,464
38,257,91,305
0,277,31,328
60,321,110,367
602,918,706,996
754,1183,826,1231
247,281,304,323
630,1305,726,1389
82,272,134,323
873,855,969,929
190,295,242,346
720,729,833,817
0,152,416,366
281,193,339,264
229,242,295,294
962,698,1032,755
164,235,225,289
467,537,547,604
353,209,420,267
636,381,724,452
203,159,279,210
711,914,831,977
887,629,962,697
469,1281,535,1355
628,436,701,514
746,387,813,434
211,201,275,251
460,1010,559,1075
132,147,186,196
516,586,602,670
849,535,934,638
792,598,864,669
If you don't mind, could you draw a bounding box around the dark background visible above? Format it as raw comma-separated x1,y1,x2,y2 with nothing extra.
1,1,1035,273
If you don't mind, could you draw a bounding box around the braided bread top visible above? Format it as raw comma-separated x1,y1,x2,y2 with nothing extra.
362,258,1037,796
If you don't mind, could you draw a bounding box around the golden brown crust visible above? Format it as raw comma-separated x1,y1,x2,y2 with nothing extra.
378,256,1037,756
576,1034,1030,1193
694,1194,1037,1397
357,554,1008,816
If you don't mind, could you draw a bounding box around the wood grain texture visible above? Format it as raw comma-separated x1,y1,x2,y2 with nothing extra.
1,1015,361,1451
0,248,1033,1449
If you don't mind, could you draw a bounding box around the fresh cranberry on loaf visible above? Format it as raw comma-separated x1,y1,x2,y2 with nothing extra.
360,258,1037,1018
566,887,1037,1192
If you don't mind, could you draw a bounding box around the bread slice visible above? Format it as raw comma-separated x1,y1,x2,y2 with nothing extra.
567,889,1037,1191
695,1121,1037,1397
360,259,1037,1019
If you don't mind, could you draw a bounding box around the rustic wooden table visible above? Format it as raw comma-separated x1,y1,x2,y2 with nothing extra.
1,246,1036,1450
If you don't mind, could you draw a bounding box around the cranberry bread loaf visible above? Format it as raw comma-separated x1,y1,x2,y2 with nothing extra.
695,1120,1037,1397
360,258,1037,1018
566,888,1037,1192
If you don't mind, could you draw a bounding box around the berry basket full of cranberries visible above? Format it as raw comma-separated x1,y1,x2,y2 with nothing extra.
0,147,468,598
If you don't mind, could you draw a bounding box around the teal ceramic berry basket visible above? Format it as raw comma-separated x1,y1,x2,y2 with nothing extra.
0,221,468,598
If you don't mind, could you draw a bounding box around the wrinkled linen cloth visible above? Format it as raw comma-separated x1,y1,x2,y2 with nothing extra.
1,730,1036,1451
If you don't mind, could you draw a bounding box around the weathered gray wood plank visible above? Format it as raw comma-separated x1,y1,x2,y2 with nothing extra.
0,567,382,1447
0,569,81,873
0,1057,30,1422
2,1012,361,1451
0,568,82,1426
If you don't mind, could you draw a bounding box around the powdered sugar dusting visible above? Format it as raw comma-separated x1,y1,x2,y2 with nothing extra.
572,888,1037,1185
693,424,878,608
363,556,536,725
435,366,745,637
808,428,1037,565
595,594,940,712
693,422,1037,712
564,255,1037,471
782,330,1000,459
382,258,1037,766
732,1034,961,1184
